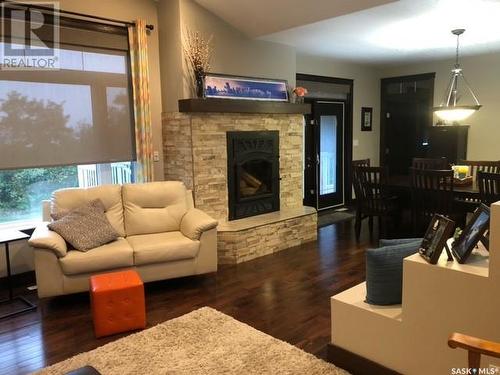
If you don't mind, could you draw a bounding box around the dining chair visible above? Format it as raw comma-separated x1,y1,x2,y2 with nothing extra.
352,159,370,168
454,161,500,214
410,168,455,234
412,157,449,170
478,171,500,207
458,160,500,181
354,166,398,240
352,160,371,238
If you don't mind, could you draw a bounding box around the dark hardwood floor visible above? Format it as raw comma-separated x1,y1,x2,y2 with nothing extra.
0,219,377,375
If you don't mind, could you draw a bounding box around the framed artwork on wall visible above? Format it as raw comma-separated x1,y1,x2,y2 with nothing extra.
361,107,372,131
204,73,289,102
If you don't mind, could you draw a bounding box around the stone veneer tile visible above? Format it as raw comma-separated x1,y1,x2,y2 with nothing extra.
217,213,317,264
163,111,315,264
163,112,304,221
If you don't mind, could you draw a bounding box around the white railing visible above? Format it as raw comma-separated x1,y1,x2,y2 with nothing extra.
77,163,132,188
77,164,99,188
111,162,133,185
320,152,336,195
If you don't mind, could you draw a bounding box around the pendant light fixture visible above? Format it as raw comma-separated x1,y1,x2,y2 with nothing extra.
433,29,482,122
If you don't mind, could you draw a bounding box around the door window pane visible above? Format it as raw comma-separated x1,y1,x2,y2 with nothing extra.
319,115,337,195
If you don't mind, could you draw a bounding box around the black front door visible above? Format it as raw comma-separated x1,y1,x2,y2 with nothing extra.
304,101,345,209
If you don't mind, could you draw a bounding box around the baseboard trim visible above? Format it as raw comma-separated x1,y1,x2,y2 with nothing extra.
327,343,400,375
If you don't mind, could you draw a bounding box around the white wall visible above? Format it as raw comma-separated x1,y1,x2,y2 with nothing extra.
297,54,381,166
378,52,500,161
158,0,297,111
157,0,381,166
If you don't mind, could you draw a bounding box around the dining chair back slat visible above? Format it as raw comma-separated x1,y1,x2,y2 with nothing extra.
352,159,370,201
410,168,454,232
412,157,449,170
478,171,500,207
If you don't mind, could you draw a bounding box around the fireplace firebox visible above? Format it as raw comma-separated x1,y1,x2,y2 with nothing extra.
227,131,280,220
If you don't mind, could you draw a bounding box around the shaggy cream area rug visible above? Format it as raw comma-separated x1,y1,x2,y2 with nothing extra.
36,307,348,375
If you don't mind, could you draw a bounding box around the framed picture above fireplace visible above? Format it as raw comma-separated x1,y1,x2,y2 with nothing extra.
204,73,289,102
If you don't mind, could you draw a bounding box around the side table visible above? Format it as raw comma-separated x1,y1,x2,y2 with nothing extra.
0,229,37,319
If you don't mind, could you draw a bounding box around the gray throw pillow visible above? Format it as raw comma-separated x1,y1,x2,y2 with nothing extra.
48,200,118,251
379,238,422,247
51,199,106,221
365,240,422,306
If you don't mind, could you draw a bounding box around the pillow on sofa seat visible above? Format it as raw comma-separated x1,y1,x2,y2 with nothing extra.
365,239,422,306
48,200,119,251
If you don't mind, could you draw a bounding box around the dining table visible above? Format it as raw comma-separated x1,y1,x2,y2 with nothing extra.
387,174,480,200
386,174,481,213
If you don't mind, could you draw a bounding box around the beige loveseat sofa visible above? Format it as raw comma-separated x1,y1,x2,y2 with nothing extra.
28,181,218,298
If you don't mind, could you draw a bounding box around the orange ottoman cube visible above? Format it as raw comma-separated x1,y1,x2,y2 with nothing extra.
90,270,146,338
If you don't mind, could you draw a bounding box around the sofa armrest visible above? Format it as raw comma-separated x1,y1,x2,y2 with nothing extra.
180,209,218,241
28,223,67,258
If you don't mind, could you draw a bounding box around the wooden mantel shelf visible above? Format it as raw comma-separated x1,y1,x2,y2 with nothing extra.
178,98,311,115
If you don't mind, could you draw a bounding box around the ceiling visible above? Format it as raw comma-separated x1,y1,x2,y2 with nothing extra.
195,0,500,65
193,0,396,37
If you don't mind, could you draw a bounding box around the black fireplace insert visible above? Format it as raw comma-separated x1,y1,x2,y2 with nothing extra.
227,131,280,220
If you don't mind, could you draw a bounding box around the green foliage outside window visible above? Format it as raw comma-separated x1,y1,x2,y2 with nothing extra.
0,167,78,222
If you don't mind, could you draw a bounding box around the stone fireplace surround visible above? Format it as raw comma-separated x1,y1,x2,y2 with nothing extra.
162,106,317,264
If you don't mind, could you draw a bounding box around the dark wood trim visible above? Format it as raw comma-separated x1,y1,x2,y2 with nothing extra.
178,99,311,115
327,344,401,375
380,72,436,84
379,72,435,168
297,73,354,86
298,73,354,205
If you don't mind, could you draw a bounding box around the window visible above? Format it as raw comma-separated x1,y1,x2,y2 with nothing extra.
0,45,135,169
0,8,136,225
0,162,135,225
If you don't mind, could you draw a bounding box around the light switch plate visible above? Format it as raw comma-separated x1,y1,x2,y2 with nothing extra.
153,150,160,162
353,139,359,147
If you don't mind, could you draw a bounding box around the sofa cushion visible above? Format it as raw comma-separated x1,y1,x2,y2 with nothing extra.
127,232,200,266
59,238,133,275
123,181,189,236
51,185,125,237
365,240,422,306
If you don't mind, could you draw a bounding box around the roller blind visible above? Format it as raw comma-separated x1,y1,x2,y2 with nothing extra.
0,10,135,170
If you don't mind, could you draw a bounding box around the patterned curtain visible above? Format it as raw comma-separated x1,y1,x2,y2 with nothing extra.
128,20,154,183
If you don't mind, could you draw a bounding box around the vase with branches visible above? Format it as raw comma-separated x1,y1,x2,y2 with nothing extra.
183,29,213,98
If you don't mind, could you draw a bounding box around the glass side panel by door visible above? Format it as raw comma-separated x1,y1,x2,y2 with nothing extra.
319,115,337,196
